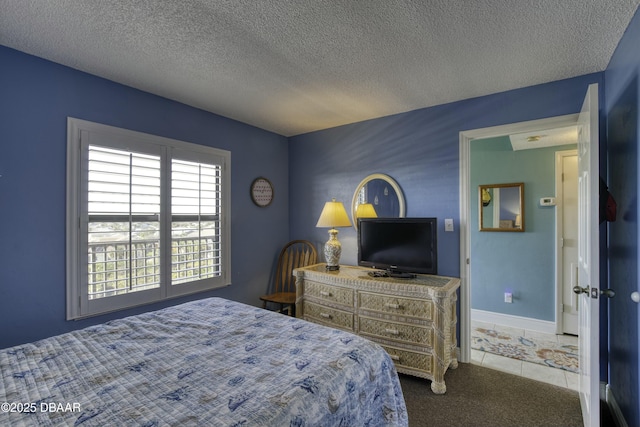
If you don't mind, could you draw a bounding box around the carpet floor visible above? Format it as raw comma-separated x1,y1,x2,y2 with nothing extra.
399,363,583,427
471,326,579,373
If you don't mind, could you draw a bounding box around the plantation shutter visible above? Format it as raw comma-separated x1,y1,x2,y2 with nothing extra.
171,158,223,285
87,145,161,300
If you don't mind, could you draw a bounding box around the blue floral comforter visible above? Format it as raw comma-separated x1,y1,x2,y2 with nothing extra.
0,297,407,426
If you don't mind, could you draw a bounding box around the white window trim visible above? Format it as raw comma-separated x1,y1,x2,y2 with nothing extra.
66,117,231,320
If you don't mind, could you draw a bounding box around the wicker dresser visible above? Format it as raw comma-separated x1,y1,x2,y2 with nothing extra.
293,263,460,394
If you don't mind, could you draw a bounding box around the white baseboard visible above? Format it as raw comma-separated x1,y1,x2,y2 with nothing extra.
471,309,556,335
605,383,629,427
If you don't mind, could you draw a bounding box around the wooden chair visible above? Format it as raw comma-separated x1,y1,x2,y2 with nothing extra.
260,240,317,316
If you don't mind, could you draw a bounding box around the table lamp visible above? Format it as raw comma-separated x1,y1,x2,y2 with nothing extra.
316,198,352,270
356,203,377,219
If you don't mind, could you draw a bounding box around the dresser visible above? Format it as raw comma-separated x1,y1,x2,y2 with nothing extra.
293,263,460,394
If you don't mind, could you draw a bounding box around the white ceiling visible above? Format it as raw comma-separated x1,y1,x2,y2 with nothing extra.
1,1,638,137
510,126,578,151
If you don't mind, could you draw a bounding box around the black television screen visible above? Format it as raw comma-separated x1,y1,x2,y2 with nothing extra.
358,217,438,276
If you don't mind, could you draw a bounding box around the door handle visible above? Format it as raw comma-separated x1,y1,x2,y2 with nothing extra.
573,285,589,295
600,289,615,298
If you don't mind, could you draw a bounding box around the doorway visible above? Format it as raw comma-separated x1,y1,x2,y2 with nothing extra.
458,113,580,364
461,84,602,427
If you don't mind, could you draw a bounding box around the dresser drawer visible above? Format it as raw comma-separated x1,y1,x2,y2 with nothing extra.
358,292,433,320
358,316,433,346
381,345,433,375
305,280,354,307
303,301,354,331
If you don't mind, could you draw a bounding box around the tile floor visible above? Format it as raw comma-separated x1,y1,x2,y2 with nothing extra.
470,320,580,391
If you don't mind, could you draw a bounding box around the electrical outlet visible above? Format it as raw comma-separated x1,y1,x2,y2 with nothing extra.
504,292,513,303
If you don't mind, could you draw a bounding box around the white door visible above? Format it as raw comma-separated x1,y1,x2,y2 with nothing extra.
560,152,579,335
575,83,599,427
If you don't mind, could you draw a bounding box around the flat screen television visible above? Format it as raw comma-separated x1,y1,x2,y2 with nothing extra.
358,217,438,277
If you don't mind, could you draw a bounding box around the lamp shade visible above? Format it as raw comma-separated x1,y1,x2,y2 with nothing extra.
316,198,352,228
355,203,377,219
481,188,492,207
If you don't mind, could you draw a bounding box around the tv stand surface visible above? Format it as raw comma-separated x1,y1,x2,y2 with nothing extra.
293,263,460,394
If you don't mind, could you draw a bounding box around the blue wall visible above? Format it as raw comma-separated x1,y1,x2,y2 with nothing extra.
470,136,576,321
604,6,640,426
0,46,290,349
289,74,602,278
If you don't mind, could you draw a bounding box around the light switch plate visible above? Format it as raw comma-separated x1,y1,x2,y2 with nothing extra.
444,218,454,232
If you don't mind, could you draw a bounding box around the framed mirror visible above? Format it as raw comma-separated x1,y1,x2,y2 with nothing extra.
351,173,405,229
479,182,524,232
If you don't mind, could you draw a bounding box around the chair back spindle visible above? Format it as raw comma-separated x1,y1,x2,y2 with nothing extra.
261,240,317,315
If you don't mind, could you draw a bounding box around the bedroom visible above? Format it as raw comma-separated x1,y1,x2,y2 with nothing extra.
1,1,639,426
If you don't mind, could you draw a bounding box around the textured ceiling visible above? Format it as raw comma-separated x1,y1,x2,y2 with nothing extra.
1,1,639,136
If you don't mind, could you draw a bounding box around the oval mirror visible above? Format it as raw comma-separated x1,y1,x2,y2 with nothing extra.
351,173,405,229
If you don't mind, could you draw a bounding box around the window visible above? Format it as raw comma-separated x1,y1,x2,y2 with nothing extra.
67,118,231,319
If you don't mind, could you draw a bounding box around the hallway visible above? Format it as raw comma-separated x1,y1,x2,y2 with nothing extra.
470,320,579,391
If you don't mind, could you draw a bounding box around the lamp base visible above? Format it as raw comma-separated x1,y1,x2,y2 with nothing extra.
323,228,342,271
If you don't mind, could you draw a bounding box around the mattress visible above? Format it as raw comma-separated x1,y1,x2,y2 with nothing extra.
0,297,407,426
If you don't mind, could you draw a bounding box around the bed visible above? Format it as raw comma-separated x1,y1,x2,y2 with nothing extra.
0,297,407,426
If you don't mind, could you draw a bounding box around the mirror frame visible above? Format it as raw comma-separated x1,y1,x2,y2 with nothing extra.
478,182,525,232
351,173,406,229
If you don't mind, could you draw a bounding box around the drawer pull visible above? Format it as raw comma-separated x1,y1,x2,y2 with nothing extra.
320,291,332,297
384,303,402,309
320,312,332,319
389,354,401,361
384,328,400,335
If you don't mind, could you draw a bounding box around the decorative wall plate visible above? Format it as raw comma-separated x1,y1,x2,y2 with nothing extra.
250,177,274,207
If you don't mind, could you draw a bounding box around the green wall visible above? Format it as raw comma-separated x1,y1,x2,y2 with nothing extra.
470,136,576,321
